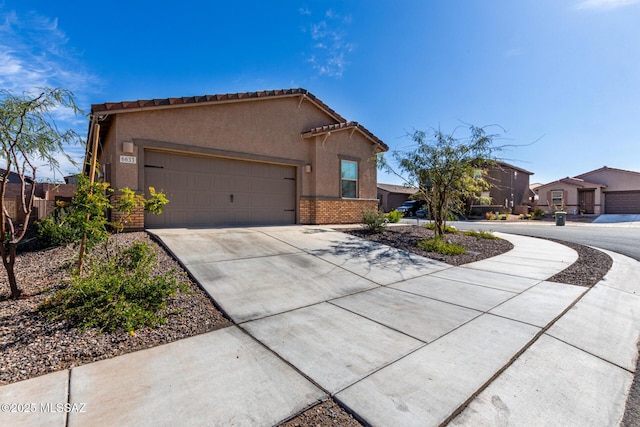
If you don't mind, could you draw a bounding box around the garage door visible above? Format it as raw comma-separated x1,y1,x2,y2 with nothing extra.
143,150,296,227
605,191,640,214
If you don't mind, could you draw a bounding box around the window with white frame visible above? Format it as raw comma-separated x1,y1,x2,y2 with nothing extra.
341,160,358,198
551,190,563,206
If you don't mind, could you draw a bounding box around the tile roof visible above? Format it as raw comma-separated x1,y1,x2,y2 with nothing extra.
91,88,346,122
301,121,389,151
575,166,640,178
536,177,607,189
494,161,534,176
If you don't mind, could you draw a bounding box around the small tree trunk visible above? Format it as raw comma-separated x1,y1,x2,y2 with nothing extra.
77,233,87,273
2,243,20,299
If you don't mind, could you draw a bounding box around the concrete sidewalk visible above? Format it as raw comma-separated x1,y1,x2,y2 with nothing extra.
1,226,639,426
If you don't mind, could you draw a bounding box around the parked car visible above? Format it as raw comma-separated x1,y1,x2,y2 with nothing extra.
395,200,422,216
416,206,429,218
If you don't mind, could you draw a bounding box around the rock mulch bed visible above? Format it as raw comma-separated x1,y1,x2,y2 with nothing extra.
0,232,231,386
345,226,514,266
545,239,612,287
280,399,362,427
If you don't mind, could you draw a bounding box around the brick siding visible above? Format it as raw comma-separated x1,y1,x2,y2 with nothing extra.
300,198,378,224
110,194,145,230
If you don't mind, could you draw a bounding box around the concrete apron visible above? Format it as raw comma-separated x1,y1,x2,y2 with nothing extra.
3,226,638,426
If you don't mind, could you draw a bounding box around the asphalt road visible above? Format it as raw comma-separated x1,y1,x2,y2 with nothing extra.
401,218,640,261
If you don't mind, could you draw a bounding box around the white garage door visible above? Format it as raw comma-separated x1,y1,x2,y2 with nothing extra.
143,150,296,227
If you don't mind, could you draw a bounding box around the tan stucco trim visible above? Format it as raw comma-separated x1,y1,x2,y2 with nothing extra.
133,138,305,166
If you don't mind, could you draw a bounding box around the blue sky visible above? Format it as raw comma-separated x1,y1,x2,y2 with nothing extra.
2,0,639,184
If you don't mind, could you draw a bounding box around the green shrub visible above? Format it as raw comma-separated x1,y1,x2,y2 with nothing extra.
532,208,545,220
424,222,458,234
417,236,466,255
386,210,403,223
37,203,78,247
463,230,499,240
40,242,186,333
361,209,388,232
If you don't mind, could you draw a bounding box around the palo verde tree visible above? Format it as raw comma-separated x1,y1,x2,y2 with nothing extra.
380,125,500,237
0,88,81,299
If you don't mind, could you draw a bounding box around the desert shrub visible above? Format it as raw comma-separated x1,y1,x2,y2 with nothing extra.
37,203,78,247
386,210,403,223
532,208,545,220
463,230,499,240
40,242,186,333
485,212,496,220
424,222,458,234
361,209,388,232
417,236,466,255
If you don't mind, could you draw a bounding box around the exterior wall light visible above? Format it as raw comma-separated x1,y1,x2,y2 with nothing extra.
122,141,135,154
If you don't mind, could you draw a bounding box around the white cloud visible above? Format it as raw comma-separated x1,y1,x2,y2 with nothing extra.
300,8,355,78
0,8,95,181
576,0,640,9
0,10,95,93
505,47,523,57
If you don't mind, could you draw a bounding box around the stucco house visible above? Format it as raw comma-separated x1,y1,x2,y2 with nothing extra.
534,166,640,214
377,183,418,212
85,88,388,228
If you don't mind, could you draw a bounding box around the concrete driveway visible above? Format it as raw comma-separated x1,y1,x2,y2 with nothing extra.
145,225,636,426
4,225,638,426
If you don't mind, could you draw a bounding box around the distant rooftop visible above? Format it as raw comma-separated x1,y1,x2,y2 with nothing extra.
377,183,418,194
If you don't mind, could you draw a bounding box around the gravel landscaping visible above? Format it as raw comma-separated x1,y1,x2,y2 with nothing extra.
345,226,514,266
0,225,614,426
0,232,231,386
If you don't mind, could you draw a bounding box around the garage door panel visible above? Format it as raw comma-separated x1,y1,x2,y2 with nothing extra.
144,151,296,227
605,191,640,214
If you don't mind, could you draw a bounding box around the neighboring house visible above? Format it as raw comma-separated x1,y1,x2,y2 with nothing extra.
64,175,80,185
85,88,388,228
534,166,640,215
0,169,75,222
35,183,77,201
377,183,418,212
470,162,534,215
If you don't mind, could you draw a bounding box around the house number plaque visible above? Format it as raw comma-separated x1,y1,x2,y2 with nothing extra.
120,155,137,164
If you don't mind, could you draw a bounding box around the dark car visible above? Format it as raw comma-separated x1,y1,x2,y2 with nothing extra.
416,206,429,218
395,200,422,216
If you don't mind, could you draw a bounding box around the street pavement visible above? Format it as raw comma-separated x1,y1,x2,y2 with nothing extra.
1,225,639,426
400,214,640,261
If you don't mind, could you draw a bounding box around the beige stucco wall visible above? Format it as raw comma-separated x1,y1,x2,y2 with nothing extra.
308,131,378,199
579,169,640,192
97,95,381,215
535,183,603,214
